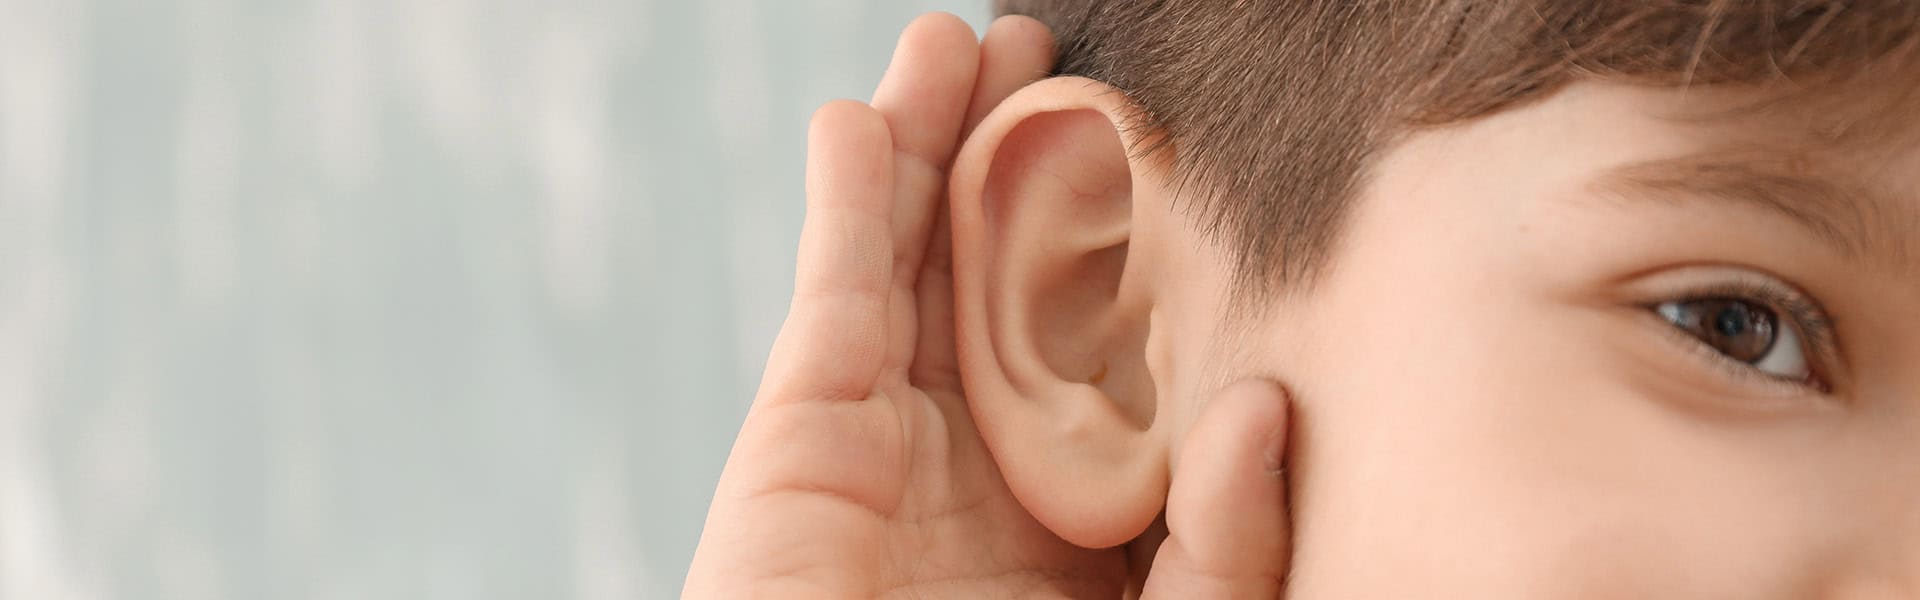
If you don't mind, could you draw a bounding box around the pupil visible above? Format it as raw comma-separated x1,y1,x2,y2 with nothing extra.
1714,304,1750,337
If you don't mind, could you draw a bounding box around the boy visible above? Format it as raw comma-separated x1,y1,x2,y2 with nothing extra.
693,2,1920,597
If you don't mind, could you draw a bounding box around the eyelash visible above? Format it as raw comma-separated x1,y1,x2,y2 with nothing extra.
1645,279,1839,395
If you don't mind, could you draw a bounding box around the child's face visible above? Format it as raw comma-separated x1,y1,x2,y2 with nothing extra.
1252,82,1919,596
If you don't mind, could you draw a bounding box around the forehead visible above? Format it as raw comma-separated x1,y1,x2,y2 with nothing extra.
1385,80,1920,271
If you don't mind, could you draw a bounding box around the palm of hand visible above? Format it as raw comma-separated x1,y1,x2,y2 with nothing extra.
712,385,1125,598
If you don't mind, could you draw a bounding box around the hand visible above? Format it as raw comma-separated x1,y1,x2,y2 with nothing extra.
685,13,1297,598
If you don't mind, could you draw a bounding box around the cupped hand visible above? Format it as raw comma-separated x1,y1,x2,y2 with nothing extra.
685,13,1297,599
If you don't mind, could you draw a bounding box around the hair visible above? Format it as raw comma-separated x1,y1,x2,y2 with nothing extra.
994,0,1920,305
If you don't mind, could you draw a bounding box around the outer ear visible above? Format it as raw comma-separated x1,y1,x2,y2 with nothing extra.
949,76,1175,548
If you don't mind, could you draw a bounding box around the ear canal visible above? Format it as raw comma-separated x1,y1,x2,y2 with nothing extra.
948,77,1172,549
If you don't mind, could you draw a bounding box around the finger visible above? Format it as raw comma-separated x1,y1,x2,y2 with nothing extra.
871,12,980,172
906,16,1059,392
1142,379,1293,600
964,15,1056,134
912,15,1056,388
867,13,981,374
760,100,896,404
906,206,959,391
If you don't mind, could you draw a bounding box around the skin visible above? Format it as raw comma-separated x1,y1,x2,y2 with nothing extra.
684,14,1294,598
943,72,1919,597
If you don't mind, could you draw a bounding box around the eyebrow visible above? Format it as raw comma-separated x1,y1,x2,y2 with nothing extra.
1590,152,1909,265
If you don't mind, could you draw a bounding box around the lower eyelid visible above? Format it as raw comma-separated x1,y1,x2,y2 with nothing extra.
1640,308,1827,398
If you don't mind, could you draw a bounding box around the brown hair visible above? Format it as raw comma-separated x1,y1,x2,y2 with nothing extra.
994,0,1920,302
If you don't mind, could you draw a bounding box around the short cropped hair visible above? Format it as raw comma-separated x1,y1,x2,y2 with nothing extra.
995,0,1920,301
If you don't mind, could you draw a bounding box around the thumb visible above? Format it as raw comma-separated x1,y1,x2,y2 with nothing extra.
1141,379,1293,600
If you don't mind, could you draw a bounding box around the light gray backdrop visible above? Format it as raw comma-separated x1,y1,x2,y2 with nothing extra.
0,0,990,597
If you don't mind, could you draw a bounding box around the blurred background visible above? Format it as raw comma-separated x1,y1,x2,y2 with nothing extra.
0,0,989,597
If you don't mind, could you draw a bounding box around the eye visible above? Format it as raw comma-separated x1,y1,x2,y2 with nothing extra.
1654,297,1810,382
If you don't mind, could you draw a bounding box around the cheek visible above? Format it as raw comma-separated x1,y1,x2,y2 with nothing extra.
1273,241,1585,596
1268,216,1831,598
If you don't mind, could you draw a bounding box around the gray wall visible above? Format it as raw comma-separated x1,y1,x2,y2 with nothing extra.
0,0,990,597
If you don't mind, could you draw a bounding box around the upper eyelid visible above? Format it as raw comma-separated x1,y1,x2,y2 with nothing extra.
1664,278,1839,362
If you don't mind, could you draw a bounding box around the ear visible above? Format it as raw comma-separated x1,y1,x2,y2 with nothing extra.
949,77,1179,548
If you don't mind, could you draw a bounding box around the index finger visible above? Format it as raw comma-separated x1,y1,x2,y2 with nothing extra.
1142,379,1294,599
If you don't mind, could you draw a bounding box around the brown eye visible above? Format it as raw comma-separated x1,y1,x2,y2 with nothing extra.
1658,298,1775,361
1655,298,1809,380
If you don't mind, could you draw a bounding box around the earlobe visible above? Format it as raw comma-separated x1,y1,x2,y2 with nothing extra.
949,77,1174,549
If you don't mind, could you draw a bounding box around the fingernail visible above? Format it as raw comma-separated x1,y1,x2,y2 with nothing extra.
1251,380,1289,474
1262,426,1287,474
